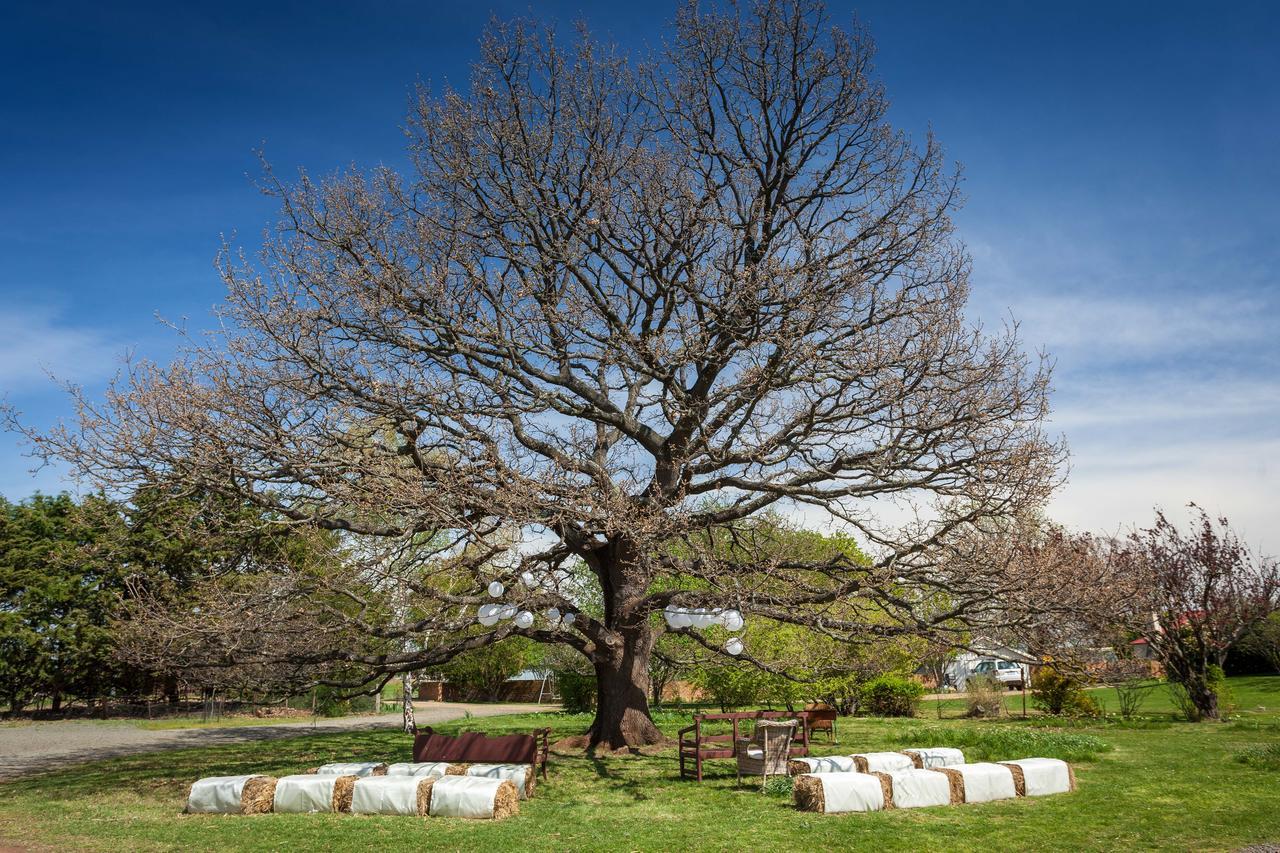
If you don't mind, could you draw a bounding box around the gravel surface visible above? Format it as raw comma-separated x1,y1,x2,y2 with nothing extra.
0,702,549,780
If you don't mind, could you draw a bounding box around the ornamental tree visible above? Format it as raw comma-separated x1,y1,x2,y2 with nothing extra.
14,0,1062,748
1108,506,1280,721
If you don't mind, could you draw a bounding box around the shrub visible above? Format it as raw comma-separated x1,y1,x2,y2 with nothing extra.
690,664,761,711
1031,666,1090,716
312,686,350,717
1169,664,1233,722
890,724,1111,762
964,674,1006,718
1235,743,1280,771
556,670,596,714
860,675,924,717
762,775,795,797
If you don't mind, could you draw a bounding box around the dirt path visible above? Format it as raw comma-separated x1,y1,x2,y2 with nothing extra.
0,702,550,780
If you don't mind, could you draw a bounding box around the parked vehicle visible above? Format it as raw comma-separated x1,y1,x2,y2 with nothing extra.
970,658,1027,690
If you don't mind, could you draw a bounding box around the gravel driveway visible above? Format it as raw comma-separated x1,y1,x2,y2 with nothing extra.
0,702,550,780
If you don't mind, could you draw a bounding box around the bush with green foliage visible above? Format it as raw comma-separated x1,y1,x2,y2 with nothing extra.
964,674,1006,718
1031,666,1099,717
859,674,924,717
1170,664,1232,721
441,638,540,702
1235,742,1280,771
556,670,597,714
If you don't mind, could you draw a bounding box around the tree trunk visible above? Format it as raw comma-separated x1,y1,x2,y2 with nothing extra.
1185,676,1220,721
586,623,665,750
401,670,416,733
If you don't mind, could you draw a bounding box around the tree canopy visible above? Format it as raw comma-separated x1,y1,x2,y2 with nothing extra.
11,0,1064,747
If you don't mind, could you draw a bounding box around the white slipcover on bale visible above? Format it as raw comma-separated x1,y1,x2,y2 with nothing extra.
790,755,859,774
386,761,453,778
272,774,343,813
428,776,519,819
793,772,886,813
350,776,430,816
901,747,964,768
186,774,274,814
852,751,916,773
884,768,953,808
465,763,535,799
999,758,1074,796
943,763,1018,803
313,762,386,777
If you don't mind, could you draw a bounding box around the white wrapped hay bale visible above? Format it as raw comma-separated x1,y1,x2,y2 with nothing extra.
851,751,915,774
350,775,434,816
788,755,859,775
998,758,1075,796
272,773,358,813
935,763,1018,804
900,747,964,769
427,775,520,819
385,761,454,778
878,768,955,808
464,763,536,799
792,772,887,814
186,774,277,814
312,762,388,777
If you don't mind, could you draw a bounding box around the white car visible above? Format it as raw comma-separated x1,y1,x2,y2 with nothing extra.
970,659,1026,690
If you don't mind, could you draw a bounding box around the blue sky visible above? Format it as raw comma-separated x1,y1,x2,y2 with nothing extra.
1,1,1277,550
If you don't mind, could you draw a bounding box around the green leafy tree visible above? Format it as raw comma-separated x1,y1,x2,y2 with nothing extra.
0,493,128,713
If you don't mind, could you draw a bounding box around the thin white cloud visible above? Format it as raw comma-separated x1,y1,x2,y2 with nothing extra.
0,305,124,391
1009,291,1274,359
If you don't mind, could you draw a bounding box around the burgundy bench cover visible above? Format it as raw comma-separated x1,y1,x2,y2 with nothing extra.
413,727,538,765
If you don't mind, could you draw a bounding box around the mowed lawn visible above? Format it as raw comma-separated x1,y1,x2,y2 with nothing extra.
2,677,1279,852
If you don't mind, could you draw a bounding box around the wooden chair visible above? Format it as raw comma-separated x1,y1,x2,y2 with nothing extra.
804,703,838,743
735,719,796,788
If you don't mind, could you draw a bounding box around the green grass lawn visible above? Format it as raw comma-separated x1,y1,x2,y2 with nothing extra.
3,678,1279,852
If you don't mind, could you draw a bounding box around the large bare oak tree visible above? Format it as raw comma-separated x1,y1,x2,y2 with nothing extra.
17,0,1062,748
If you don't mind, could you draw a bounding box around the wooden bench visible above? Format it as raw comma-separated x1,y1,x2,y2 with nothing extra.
678,711,811,781
412,725,551,780
804,703,839,743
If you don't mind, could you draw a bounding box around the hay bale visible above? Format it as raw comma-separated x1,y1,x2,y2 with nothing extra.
883,769,953,809
186,774,278,815
791,773,884,814
445,763,470,776
386,762,453,778
935,767,966,804
1067,763,1077,791
851,752,915,774
900,747,964,769
464,763,536,799
419,776,436,815
241,777,278,815
791,755,858,775
870,772,896,809
350,775,434,816
942,763,1017,803
492,779,520,820
1002,762,1027,797
428,775,521,819
331,775,358,812
792,774,826,813
1000,758,1074,796
273,774,344,813
314,762,388,777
